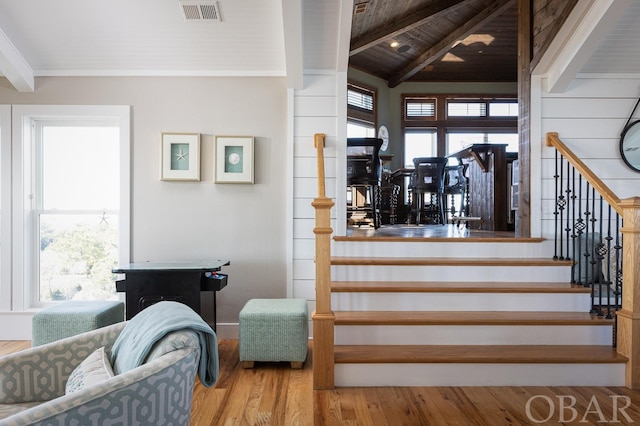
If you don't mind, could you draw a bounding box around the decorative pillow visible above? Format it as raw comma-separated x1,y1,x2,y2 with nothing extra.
65,346,115,394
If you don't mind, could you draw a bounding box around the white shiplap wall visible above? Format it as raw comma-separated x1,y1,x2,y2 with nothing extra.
291,72,345,323
536,73,640,239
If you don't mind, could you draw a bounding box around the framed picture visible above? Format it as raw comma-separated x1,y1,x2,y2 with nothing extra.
215,136,254,183
161,133,200,181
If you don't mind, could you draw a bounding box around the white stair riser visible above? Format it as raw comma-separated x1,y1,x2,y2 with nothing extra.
332,265,571,282
333,240,556,258
334,363,626,387
334,325,613,345
332,293,591,311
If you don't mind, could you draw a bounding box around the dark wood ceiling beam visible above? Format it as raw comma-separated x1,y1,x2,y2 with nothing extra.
349,0,469,56
387,0,517,88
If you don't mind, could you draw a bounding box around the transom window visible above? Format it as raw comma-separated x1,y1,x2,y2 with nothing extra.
402,94,518,159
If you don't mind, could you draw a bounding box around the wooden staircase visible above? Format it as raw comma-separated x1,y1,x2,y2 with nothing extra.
327,237,626,387
311,133,640,390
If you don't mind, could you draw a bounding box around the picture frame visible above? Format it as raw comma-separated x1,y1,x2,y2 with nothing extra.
215,136,254,184
161,133,200,181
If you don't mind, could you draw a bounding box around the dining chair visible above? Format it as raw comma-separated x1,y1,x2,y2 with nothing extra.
443,164,468,221
347,138,383,228
410,157,448,225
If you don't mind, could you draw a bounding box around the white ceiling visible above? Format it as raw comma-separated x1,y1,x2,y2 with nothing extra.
0,0,639,93
0,0,347,91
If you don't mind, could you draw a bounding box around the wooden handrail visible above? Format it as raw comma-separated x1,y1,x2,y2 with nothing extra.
546,132,622,215
311,133,335,390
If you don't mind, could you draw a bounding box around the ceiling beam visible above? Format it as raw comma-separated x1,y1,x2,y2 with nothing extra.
541,0,631,94
0,26,34,92
387,0,516,88
282,0,303,89
337,0,355,72
349,0,468,56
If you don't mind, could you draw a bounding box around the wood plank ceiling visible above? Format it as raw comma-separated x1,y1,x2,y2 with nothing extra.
349,0,518,87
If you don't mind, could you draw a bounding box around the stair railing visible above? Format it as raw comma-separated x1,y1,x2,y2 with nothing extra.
311,133,335,390
547,132,640,388
546,132,623,323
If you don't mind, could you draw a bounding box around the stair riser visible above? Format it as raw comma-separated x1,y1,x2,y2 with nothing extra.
334,240,555,258
334,363,626,387
332,293,591,311
335,325,613,345
332,265,571,282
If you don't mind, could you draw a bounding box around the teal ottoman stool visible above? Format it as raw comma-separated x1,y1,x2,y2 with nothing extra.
32,300,125,346
239,298,308,368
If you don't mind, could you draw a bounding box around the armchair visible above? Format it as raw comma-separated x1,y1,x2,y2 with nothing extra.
0,305,211,425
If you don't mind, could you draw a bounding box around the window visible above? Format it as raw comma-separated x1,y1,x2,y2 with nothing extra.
402,94,517,158
347,81,377,130
36,124,120,302
447,132,519,155
404,98,436,121
447,102,487,117
489,102,518,117
347,88,374,111
11,106,130,309
347,122,375,138
404,130,437,167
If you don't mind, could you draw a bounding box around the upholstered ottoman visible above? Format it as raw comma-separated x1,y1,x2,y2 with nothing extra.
239,298,308,368
32,300,125,346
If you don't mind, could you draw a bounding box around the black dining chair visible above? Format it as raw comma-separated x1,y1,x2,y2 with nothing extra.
347,138,383,228
410,157,448,225
443,164,468,221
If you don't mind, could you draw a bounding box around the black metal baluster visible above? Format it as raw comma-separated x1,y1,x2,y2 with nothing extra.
557,157,566,259
584,184,595,311
593,192,605,317
564,159,572,261
604,204,613,319
574,175,584,285
553,151,560,260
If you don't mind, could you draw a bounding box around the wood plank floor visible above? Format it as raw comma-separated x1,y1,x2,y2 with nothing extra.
3,339,640,425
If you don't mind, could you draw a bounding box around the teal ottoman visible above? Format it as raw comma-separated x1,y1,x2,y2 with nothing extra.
239,298,308,368
32,300,125,346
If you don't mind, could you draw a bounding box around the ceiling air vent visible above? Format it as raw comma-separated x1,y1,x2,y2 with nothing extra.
354,2,369,14
180,0,222,22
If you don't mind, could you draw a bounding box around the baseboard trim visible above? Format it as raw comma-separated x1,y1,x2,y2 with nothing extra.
0,312,35,340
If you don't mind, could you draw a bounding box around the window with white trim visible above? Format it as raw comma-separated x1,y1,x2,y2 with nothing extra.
10,106,130,309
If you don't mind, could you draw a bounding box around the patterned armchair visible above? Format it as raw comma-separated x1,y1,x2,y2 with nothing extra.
0,322,202,425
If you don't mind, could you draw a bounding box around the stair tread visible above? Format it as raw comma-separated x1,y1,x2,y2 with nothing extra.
331,281,590,293
334,345,627,364
334,311,615,325
334,236,546,243
331,256,573,266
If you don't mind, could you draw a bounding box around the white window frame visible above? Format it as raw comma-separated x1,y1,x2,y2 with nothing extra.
0,106,11,312
11,105,130,310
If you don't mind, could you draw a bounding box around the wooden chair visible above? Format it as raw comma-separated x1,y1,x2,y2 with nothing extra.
347,138,383,228
410,157,448,225
443,164,468,221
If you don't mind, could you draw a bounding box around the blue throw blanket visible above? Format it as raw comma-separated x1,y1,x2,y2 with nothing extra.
110,301,219,387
